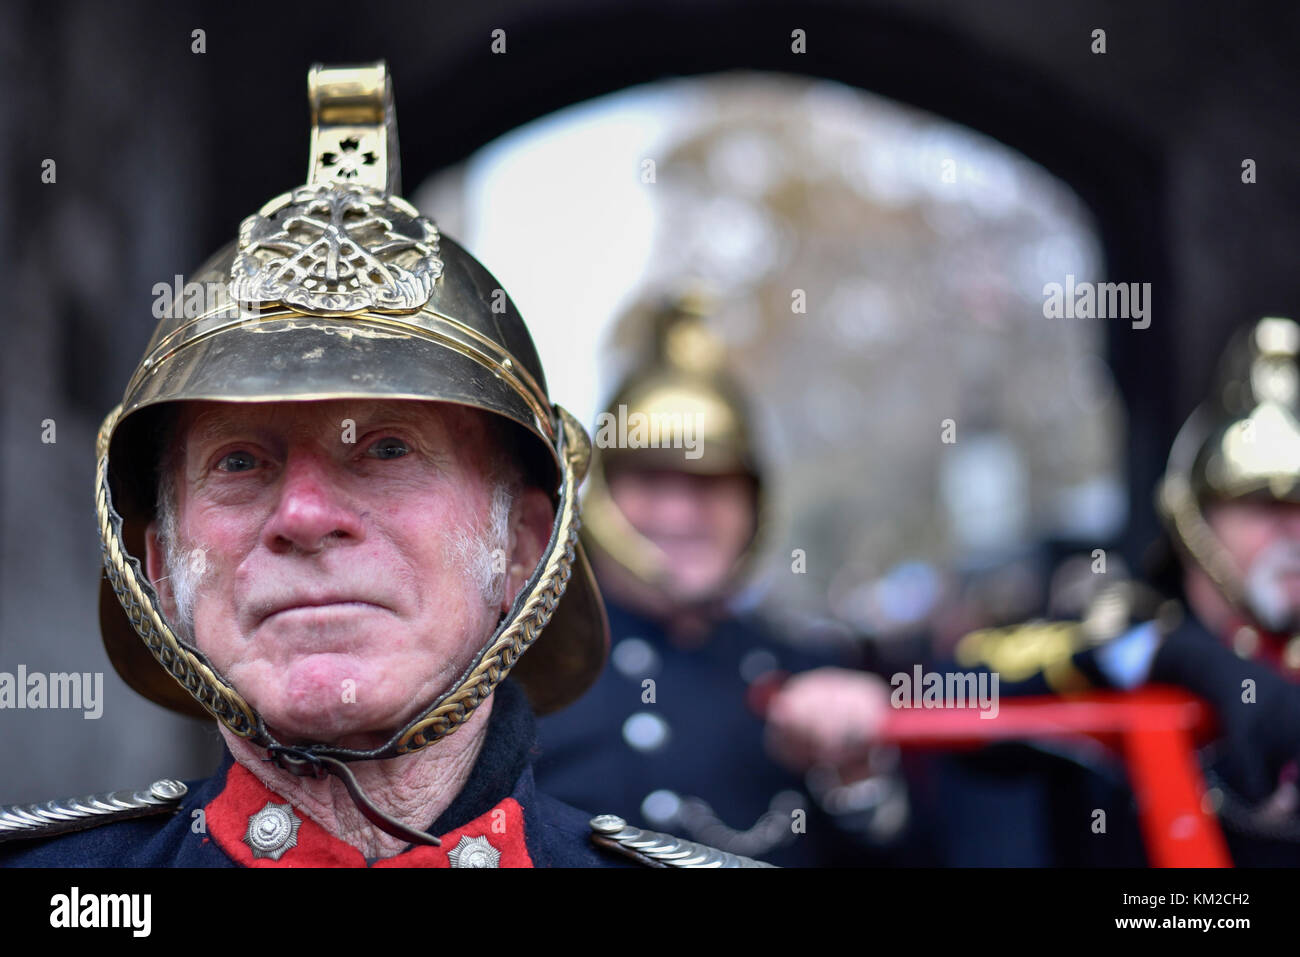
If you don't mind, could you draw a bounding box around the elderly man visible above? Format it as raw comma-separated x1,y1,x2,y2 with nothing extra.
0,64,765,869
775,315,1300,865
947,316,1300,864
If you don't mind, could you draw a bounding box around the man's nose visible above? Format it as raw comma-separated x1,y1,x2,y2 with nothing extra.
261,451,365,554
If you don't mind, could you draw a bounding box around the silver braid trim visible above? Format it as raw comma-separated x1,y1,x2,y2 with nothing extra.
0,779,187,842
589,815,778,868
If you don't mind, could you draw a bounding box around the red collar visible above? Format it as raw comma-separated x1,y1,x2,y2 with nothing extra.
205,760,534,867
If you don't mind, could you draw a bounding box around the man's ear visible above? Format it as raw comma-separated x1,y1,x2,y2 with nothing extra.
144,519,179,622
500,487,555,613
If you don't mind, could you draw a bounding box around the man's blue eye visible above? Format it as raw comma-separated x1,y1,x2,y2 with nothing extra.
369,438,409,460
217,451,257,472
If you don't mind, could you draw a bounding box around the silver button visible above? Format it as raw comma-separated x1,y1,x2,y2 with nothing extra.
622,711,670,752
243,802,301,861
641,789,682,826
612,637,660,679
149,779,188,801
448,834,501,868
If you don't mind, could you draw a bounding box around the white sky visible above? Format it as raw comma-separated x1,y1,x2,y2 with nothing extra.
414,84,697,430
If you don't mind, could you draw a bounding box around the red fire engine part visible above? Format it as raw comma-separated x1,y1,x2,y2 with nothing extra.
877,686,1232,867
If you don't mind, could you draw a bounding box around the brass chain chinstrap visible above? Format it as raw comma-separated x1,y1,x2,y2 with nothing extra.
1159,475,1252,614
97,402,587,759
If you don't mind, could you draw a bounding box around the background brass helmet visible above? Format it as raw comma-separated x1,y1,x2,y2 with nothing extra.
97,63,608,743
1156,315,1300,616
581,287,765,594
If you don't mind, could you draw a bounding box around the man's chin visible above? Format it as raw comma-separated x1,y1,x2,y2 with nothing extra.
258,710,405,749
1256,613,1300,636
663,569,732,605
269,724,396,750
1243,600,1300,636
247,691,417,747
1244,575,1300,634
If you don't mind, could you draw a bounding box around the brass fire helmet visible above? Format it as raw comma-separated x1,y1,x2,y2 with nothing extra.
96,63,609,764
1156,316,1300,623
581,289,765,596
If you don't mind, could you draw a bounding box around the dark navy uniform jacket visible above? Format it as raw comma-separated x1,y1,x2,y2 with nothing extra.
920,619,1153,866
536,598,893,867
1,680,636,868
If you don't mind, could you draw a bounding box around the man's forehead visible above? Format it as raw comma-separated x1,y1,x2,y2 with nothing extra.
179,399,457,443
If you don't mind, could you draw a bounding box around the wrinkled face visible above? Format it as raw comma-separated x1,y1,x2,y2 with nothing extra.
1207,499,1300,631
144,399,550,746
606,467,756,601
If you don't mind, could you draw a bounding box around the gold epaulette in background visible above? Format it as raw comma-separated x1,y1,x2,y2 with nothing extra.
953,581,1178,694
954,620,1093,693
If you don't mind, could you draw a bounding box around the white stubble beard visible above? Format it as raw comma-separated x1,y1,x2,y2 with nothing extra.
1244,539,1300,633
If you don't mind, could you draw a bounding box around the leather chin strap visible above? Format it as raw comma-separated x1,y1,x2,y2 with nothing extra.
98,404,585,850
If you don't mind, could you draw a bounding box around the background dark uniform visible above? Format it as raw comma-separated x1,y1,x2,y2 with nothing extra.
538,599,915,867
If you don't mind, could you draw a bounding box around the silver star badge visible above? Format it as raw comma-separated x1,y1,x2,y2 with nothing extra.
243,802,302,861
447,834,501,868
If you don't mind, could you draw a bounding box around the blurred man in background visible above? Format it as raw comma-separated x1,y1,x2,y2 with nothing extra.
781,315,1300,865
535,289,908,867
968,317,1300,863
1101,314,1300,863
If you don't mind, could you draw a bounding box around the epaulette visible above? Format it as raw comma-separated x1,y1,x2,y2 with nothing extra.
954,581,1179,693
589,815,777,868
955,619,1093,692
0,779,188,843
